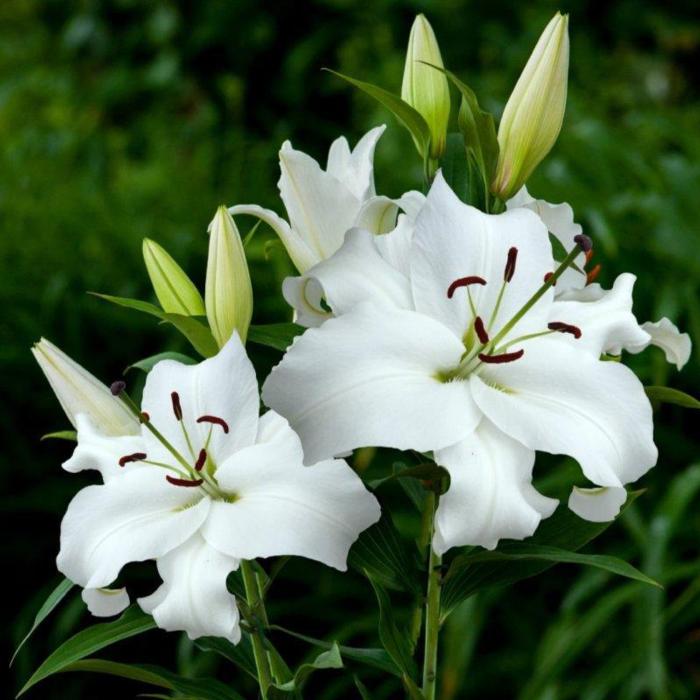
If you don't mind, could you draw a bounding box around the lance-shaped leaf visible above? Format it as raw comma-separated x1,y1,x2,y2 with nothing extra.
41,430,77,442
644,386,700,409
11,578,75,666
142,238,205,316
91,293,219,357
247,323,304,352
268,643,343,697
56,659,243,700
126,351,198,374
195,635,258,681
18,606,156,696
325,69,432,160
441,491,644,617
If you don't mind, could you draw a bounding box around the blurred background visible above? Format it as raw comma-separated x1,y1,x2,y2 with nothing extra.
2,0,699,698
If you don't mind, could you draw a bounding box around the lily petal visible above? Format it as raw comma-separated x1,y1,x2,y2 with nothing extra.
141,334,259,466
202,411,380,571
434,420,557,553
326,125,385,201
82,587,130,618
470,337,657,487
57,468,210,589
262,303,480,464
568,486,627,522
64,414,148,483
139,533,241,643
631,318,692,370
411,173,555,340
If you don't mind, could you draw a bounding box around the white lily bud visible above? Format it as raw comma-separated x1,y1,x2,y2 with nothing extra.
142,238,205,316
401,14,450,160
32,339,140,436
492,12,569,200
205,205,253,346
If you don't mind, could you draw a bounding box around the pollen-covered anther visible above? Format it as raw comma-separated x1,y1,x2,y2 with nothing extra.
478,349,525,364
197,415,230,434
166,475,204,487
110,380,126,396
587,264,601,284
171,391,183,421
548,321,582,339
474,316,490,344
118,452,147,467
447,276,487,299
574,233,593,253
504,247,518,282
194,448,207,472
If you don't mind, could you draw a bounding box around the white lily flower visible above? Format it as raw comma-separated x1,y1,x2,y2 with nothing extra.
631,318,692,370
567,486,627,523
57,335,380,642
263,173,658,553
229,126,397,273
32,338,140,437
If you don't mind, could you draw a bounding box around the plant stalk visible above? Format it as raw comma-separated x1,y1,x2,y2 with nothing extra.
241,560,273,698
422,491,442,700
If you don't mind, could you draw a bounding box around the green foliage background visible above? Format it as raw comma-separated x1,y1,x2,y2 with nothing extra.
2,0,699,698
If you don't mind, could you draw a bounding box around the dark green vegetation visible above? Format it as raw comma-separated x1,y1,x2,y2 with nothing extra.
2,1,699,698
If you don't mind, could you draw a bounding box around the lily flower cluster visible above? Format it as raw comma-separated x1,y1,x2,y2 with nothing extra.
31,11,692,695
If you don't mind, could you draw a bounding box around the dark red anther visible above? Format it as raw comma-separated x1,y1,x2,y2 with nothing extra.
171,391,183,421
504,247,518,282
194,448,207,472
478,349,525,364
447,276,487,299
197,415,230,434
544,272,556,286
166,475,204,487
585,249,594,264
140,412,150,423
574,234,592,253
118,452,147,467
587,264,601,284
474,316,490,344
548,322,582,339
110,380,126,396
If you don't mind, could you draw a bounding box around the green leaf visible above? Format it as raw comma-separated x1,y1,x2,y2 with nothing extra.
441,133,470,203
645,385,700,409
366,575,418,679
91,293,218,357
441,491,644,617
270,625,401,677
126,351,197,374
324,69,431,159
56,659,243,700
40,430,77,442
195,635,258,681
247,323,304,351
11,578,74,665
269,643,343,697
348,514,422,594
445,543,661,589
353,675,372,700
18,605,156,696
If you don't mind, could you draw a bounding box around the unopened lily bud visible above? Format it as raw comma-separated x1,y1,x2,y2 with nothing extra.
205,205,253,346
492,12,569,199
142,238,205,316
32,339,140,436
401,14,450,160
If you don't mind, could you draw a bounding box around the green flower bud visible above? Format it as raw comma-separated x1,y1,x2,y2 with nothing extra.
205,206,253,346
142,238,205,316
401,14,450,160
32,338,140,436
492,12,569,200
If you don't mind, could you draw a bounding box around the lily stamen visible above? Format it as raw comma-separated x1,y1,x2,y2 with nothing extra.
504,247,518,282
197,415,230,434
446,276,486,299
171,391,183,420
548,321,582,338
118,452,147,467
194,448,207,471
478,349,525,364
474,316,490,344
166,475,204,488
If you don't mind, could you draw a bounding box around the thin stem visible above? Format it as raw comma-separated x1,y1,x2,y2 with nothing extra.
241,560,273,698
409,491,435,653
422,492,442,700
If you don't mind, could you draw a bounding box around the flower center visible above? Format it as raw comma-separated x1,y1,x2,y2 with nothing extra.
441,239,587,381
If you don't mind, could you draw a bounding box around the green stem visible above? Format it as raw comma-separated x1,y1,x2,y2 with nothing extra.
241,560,273,698
422,492,442,700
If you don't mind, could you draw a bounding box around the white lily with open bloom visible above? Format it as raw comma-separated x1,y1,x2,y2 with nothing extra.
56,335,380,641
228,125,422,273
263,172,677,553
